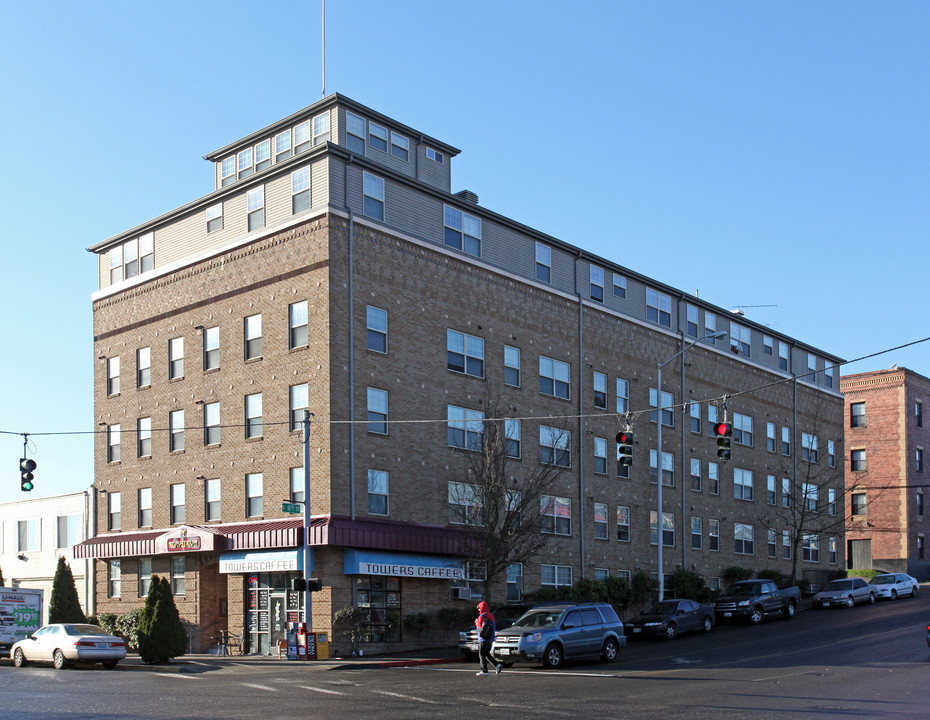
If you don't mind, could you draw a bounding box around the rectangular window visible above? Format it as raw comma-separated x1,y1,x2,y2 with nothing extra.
505,419,521,459
447,329,484,377
237,147,253,179
917,401,923,428
313,112,330,145
443,205,481,256
294,120,310,153
646,289,671,327
346,111,366,154
57,515,80,549
851,492,867,516
137,347,151,388
828,488,837,516
245,393,263,439
766,422,776,452
426,146,443,163
138,487,152,527
767,475,776,505
733,412,753,446
708,462,719,495
768,529,777,559
169,337,184,380
220,156,235,186
851,448,867,472
650,511,675,547
504,345,521,387
691,517,703,550
170,483,185,525
828,440,836,468
616,379,629,413
782,477,792,508
612,273,626,298
782,426,791,456
617,506,631,542
850,402,866,428
108,492,121,531
169,409,184,452
686,304,699,337
171,557,186,596
246,473,263,517
291,166,311,214
275,129,292,162
366,306,387,353
649,388,674,426
541,564,572,588
802,433,819,463
363,171,384,220
729,322,751,356
137,417,152,458
650,449,674,486
704,312,717,344
139,558,152,597
807,353,817,380
140,233,154,277
254,139,271,171
369,121,388,151
289,300,309,349
289,383,309,432
106,356,120,395
244,314,262,360
205,479,221,522
535,243,551,283
734,523,754,555
448,482,482,525
203,326,220,371
734,468,754,501
763,335,773,356
709,519,719,551
918,448,925,473
368,469,389,515
690,458,701,491
391,132,409,160
108,560,121,598
593,437,608,474
690,402,701,433
367,388,388,434
783,531,792,559
778,342,789,371
825,365,834,389
107,424,121,463
590,266,604,302
594,502,608,540
204,402,221,445
539,356,570,399
247,186,265,231
289,468,304,504
109,245,123,285
829,537,837,564
803,483,819,512
540,495,572,535
802,535,820,563
707,404,718,434
540,425,571,468
447,405,484,450
593,371,607,409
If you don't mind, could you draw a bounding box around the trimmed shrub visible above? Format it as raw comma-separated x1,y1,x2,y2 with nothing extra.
138,576,188,663
669,570,708,601
49,557,86,624
722,566,754,585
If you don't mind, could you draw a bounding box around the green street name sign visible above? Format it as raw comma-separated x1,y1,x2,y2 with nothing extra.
282,502,303,514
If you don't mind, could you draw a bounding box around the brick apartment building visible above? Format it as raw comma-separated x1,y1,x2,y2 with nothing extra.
76,94,846,655
841,367,930,579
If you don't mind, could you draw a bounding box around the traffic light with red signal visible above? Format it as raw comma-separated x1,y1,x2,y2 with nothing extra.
616,431,634,467
714,423,732,460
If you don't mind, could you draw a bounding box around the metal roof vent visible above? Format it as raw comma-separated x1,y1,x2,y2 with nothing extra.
453,189,479,205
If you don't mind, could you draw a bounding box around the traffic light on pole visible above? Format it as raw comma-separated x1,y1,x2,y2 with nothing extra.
714,423,732,460
20,458,36,492
616,431,634,467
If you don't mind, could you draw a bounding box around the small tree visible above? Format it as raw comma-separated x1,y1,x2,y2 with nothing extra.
403,612,432,645
332,606,367,656
138,576,187,663
49,557,86,624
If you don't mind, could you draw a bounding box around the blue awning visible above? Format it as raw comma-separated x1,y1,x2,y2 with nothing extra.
219,547,312,575
344,548,465,580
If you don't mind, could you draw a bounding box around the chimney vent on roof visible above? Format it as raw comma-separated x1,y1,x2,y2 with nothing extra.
453,189,479,205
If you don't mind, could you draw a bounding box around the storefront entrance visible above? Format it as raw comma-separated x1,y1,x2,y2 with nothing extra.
246,573,304,655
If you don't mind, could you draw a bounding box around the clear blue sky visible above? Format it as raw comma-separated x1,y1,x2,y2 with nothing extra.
1,1,928,504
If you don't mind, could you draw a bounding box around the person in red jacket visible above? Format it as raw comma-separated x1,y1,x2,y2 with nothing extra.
475,601,502,676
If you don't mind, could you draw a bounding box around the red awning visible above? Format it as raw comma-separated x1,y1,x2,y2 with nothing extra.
308,515,480,556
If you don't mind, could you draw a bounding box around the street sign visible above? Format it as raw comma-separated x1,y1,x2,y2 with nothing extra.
282,502,303,514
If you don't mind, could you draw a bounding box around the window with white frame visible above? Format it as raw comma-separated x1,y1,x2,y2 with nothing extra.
291,166,311,214
707,404,718,435
766,422,776,452
828,440,836,468
447,405,483,450
247,186,265,231
825,365,834,388
138,487,152,527
650,511,674,547
275,129,292,162
139,558,152,597
289,383,308,432
313,112,330,145
828,537,837,564
245,393,263,439
505,419,521,459
368,469,389,515
443,206,481,256
782,530,792,559
346,111,365,154
137,347,151,388
540,425,571,467
850,402,866,427
535,243,551,283
807,353,817,381
594,502,608,540
802,534,820,562
708,461,719,495
690,402,701,433
617,506,631,541
612,273,626,298
171,556,186,596
541,564,572,588
363,171,384,220
106,356,120,395
646,289,671,327
170,483,185,524
507,563,523,601
778,342,789,371
57,515,80,549
246,473,263,517
254,139,271,171
593,371,607,408
767,475,776,505
289,469,304,504
851,448,866,472
595,568,609,581
851,491,867,516
107,424,121,463
447,329,484,377
391,132,409,160
734,468,753,501
244,313,262,360
734,523,754,555
108,492,121,531
289,300,309,349
709,519,719,551
803,483,819,512
594,436,608,474
108,560,121,598
782,477,792,508
917,401,924,428
650,449,674,486
802,433,819,463
782,426,791,455
169,337,184,380
590,266,604,302
448,482,482,525
452,560,486,600
540,495,571,535
366,306,387,353
539,356,570,399
691,517,702,550
221,156,235,186
504,345,521,387
203,326,220,371
828,488,837,515
137,417,152,458
730,322,751,356
204,402,220,445
426,146,444,163
649,388,674,426
368,121,388,152
767,529,777,558
686,304,699,337
237,147,253,179
293,120,310,153
704,312,717,344
690,458,701,491
732,412,753,446
763,335,773,356
367,388,388,434
205,479,221,522
616,379,629,413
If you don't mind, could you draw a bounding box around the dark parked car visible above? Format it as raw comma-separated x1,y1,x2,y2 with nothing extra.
458,603,535,660
714,580,800,624
811,578,875,608
624,599,715,640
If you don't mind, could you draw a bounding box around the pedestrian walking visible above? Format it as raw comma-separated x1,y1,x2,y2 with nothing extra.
475,601,502,676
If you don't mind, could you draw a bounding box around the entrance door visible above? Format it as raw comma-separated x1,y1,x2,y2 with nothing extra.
269,594,287,654
848,539,872,570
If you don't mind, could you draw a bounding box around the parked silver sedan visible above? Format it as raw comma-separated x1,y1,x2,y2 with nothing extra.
11,623,126,670
870,573,919,600
811,578,875,609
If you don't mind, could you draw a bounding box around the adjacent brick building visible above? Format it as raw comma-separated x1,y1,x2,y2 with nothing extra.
841,367,930,579
76,94,846,655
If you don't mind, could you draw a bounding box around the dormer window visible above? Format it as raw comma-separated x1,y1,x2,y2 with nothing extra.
426,147,443,163
294,121,311,154
255,140,271,171
237,147,253,179
346,111,366,154
220,157,235,187
369,122,388,152
313,112,330,145
275,130,292,162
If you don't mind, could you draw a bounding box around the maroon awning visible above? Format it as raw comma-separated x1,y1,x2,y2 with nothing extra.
308,515,480,556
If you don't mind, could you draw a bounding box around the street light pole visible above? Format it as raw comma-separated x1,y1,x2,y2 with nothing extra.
656,330,726,601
